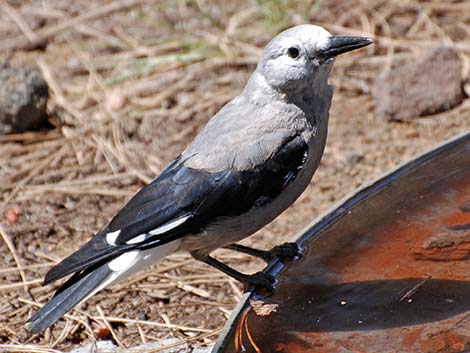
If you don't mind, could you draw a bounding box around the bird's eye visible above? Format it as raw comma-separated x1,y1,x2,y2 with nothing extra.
287,47,300,59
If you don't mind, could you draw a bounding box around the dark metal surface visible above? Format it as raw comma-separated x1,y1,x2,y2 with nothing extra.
214,132,470,353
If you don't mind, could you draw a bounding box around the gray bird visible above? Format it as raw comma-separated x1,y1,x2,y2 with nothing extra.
27,24,372,334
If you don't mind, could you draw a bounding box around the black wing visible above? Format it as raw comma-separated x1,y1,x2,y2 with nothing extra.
44,134,308,284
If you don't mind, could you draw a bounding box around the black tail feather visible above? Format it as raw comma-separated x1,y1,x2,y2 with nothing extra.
43,228,125,285
27,264,111,334
44,246,117,285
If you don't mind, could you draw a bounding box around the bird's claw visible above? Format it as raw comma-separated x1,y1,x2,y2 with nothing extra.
244,272,276,293
270,242,302,261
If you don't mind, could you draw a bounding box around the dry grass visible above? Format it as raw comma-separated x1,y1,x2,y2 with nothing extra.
0,0,469,352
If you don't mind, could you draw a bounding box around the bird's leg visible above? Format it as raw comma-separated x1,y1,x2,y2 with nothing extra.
224,242,301,263
190,252,275,292
224,244,273,262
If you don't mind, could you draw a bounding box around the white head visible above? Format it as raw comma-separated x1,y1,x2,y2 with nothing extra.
257,25,373,94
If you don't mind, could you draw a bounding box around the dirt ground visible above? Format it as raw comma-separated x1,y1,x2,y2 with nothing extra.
0,1,469,352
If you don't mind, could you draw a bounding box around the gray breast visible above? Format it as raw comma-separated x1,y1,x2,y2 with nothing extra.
179,119,328,256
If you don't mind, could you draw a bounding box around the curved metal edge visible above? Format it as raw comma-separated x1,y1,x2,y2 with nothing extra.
211,131,470,353
211,292,252,353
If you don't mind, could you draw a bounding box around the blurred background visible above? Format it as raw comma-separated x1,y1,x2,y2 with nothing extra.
0,0,468,352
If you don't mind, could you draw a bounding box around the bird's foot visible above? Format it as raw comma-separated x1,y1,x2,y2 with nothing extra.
268,242,302,261
243,272,276,293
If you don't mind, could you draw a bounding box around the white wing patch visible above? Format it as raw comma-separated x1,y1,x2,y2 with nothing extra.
123,215,191,245
108,250,140,271
126,233,147,244
149,215,191,235
106,230,121,246
108,216,191,246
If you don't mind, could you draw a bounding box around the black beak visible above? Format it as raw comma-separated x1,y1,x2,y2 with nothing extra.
317,36,373,60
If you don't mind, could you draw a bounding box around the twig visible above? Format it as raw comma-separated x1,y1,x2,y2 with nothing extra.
37,58,84,123
0,262,55,275
88,315,212,333
1,2,40,43
137,321,146,344
22,185,133,197
50,320,73,348
0,225,29,294
369,8,394,71
158,313,174,333
142,328,221,353
96,305,125,348
75,25,128,50
326,23,470,53
0,345,63,353
218,307,232,318
0,279,42,291
0,130,62,143
19,298,95,340
0,0,143,51
228,278,243,301
0,144,68,213
399,275,432,302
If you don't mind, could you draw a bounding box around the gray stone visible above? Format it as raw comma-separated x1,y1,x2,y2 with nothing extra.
0,62,49,134
372,47,466,121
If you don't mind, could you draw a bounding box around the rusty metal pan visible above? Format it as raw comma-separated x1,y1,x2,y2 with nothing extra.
213,132,470,353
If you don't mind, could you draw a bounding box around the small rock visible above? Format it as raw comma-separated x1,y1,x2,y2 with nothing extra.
250,299,279,316
414,230,470,261
0,62,49,134
91,320,111,340
4,208,19,224
372,47,466,121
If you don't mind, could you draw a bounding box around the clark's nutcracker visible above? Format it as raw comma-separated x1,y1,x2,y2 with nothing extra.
27,25,372,333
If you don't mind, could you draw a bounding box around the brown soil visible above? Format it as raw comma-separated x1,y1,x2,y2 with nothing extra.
0,1,469,352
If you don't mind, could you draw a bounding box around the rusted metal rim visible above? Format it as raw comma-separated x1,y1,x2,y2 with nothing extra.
212,131,470,353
